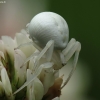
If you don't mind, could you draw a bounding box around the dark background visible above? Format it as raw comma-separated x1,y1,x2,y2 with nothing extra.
50,0,100,99
0,0,100,100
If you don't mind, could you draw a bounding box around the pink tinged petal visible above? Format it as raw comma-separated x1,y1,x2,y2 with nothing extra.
0,81,4,97
1,68,14,100
15,32,36,58
14,49,27,88
52,97,60,100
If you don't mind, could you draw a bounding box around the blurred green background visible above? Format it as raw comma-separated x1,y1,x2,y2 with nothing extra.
0,0,100,100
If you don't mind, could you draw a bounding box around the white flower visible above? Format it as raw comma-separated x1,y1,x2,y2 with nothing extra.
0,29,63,100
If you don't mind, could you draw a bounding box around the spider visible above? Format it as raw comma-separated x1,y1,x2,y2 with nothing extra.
13,12,81,96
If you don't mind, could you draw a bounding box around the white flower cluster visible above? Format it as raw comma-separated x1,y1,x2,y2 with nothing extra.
0,29,62,100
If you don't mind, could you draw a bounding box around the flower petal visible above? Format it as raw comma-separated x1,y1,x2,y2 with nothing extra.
26,69,35,100
39,67,55,94
27,69,44,100
15,32,36,57
1,68,14,99
34,77,44,100
13,62,54,95
1,36,16,49
14,49,27,88
1,36,15,69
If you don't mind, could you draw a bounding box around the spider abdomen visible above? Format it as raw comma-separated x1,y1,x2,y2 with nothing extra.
29,12,69,50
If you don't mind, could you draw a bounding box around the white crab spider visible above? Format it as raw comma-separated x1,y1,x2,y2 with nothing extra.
13,12,81,95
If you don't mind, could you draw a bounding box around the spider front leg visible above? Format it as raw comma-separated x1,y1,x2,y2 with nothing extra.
60,38,81,88
13,40,54,95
